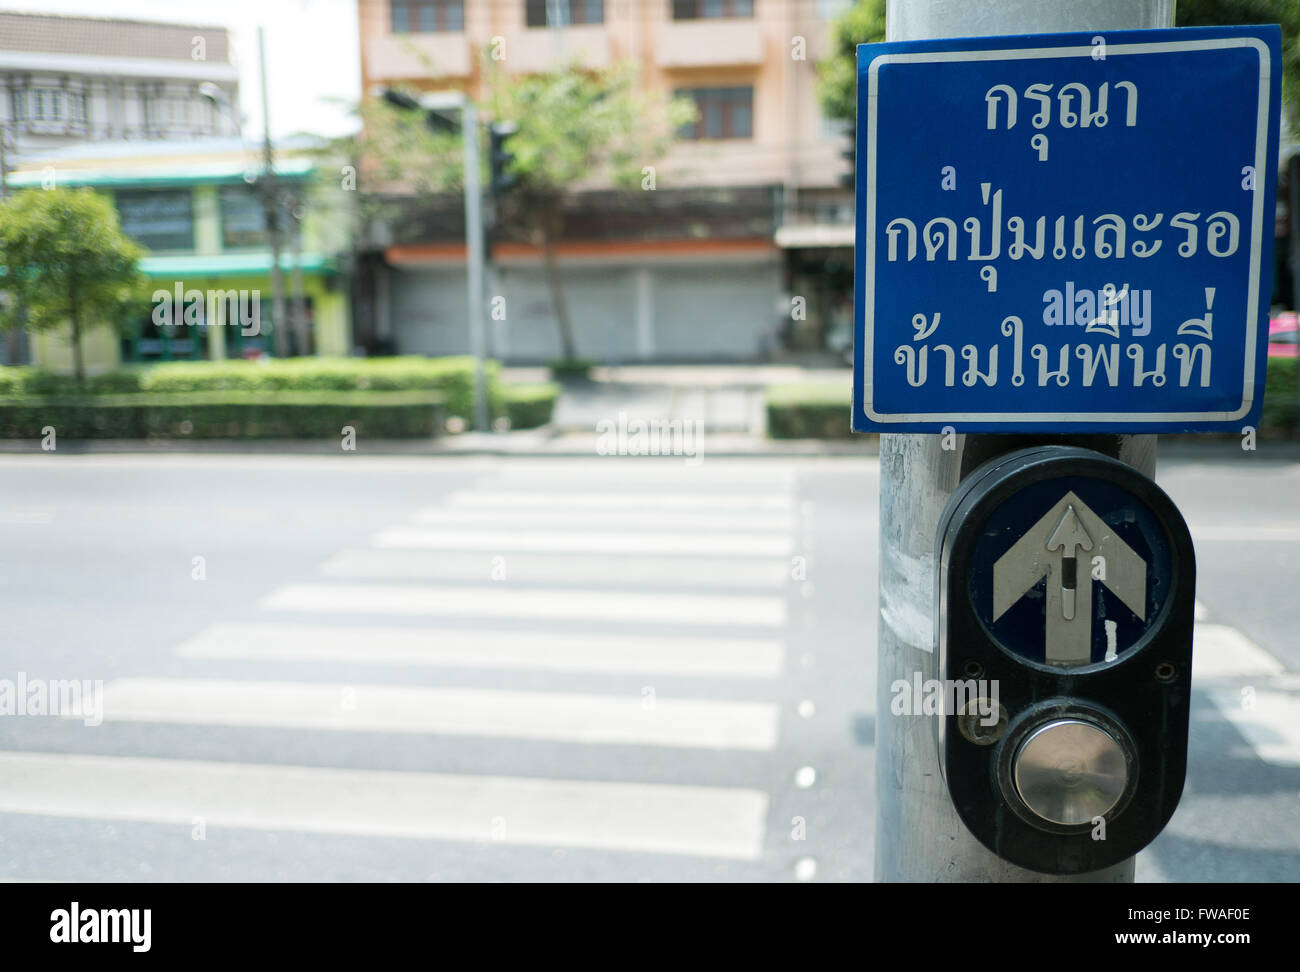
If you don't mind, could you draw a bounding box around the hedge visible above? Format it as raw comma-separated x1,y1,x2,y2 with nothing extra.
765,382,853,439
766,358,1300,439
501,382,559,429
1262,356,1298,433
0,391,445,439
1,357,500,422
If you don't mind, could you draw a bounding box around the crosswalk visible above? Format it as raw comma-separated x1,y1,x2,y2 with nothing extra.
0,460,804,876
1,454,1296,881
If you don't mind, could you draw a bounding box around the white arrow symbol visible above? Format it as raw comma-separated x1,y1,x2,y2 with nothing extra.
992,491,1147,666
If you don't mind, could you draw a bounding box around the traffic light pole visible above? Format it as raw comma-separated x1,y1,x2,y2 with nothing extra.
874,0,1173,883
462,101,490,434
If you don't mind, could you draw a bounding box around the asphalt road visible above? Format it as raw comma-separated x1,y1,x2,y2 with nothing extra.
0,449,1293,882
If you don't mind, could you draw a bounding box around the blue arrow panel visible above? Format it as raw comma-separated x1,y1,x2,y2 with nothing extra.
968,475,1173,666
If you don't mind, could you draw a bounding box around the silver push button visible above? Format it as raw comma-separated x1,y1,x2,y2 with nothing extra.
1013,719,1129,826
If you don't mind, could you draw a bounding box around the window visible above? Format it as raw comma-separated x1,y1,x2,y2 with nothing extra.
391,0,464,32
676,86,753,139
116,190,195,251
816,0,852,19
672,0,753,19
145,94,198,132
220,185,268,248
526,0,604,26
10,86,86,128
31,88,61,122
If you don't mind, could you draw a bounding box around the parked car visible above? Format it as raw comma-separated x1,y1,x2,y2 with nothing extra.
1269,312,1297,358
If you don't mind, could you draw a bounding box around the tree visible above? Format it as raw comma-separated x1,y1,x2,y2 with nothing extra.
0,188,146,383
817,0,1300,125
1177,0,1300,122
816,0,886,125
356,60,694,362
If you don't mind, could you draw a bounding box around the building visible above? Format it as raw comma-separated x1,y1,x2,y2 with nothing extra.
0,11,239,160
0,11,243,366
6,138,353,375
354,0,855,362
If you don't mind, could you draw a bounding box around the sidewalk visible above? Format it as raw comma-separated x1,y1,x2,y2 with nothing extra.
4,430,1300,461
0,429,874,458
507,362,851,436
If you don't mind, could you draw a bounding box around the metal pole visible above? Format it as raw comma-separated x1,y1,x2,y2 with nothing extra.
289,195,310,354
259,26,288,358
462,102,490,433
547,0,570,60
1289,155,1300,434
0,123,17,368
0,124,8,201
875,0,1173,884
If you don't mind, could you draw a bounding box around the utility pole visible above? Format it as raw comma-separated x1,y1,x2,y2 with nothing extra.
462,101,490,433
874,0,1174,884
258,26,289,358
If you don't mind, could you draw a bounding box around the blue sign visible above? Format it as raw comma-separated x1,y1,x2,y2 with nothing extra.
853,26,1282,433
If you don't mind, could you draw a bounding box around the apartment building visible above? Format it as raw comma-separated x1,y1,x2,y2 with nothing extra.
0,11,240,159
355,0,854,362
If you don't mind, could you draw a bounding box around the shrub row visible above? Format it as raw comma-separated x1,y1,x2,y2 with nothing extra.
766,358,1300,439
0,357,499,422
765,382,853,439
501,382,559,430
1262,356,1298,432
0,391,445,439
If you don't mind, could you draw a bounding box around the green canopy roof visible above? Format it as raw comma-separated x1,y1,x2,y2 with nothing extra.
6,157,316,190
140,251,335,278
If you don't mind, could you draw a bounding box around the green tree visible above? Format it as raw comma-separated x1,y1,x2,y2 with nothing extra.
817,0,886,125
817,0,1300,125
0,187,146,384
1177,0,1300,120
356,60,695,362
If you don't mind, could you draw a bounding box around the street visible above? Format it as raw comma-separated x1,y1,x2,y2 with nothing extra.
0,449,1295,882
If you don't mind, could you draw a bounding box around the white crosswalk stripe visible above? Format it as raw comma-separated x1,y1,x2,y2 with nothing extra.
407,508,797,532
445,490,793,511
1194,617,1297,769
260,582,788,626
371,527,794,556
1192,623,1285,679
177,623,785,677
1206,679,1300,768
320,549,790,589
83,678,782,750
0,751,769,860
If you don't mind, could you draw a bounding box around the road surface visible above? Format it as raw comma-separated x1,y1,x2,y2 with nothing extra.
0,450,1293,881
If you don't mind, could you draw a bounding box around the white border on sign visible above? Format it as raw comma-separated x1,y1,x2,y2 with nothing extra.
861,38,1271,425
